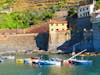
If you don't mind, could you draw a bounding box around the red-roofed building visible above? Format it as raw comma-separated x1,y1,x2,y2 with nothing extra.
49,19,71,50
49,19,68,33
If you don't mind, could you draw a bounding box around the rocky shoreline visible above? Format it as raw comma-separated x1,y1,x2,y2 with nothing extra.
1,50,100,57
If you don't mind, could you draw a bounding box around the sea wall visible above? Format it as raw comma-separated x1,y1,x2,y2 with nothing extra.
0,32,71,52
0,34,38,52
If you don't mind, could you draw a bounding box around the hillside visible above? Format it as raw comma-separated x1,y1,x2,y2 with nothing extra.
0,0,17,9
0,0,67,12
0,0,67,29
0,0,99,29
11,0,60,12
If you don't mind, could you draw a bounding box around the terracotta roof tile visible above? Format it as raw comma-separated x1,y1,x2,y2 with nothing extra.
49,19,67,24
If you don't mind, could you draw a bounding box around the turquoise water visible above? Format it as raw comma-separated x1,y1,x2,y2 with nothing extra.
0,54,100,75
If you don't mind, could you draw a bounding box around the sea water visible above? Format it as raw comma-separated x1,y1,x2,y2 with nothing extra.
0,54,100,75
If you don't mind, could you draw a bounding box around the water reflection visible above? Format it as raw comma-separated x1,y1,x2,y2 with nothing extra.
0,54,100,75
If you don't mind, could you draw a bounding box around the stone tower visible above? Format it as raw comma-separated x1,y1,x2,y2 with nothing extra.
48,20,71,51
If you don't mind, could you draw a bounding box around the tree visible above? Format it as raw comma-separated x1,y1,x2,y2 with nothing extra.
49,4,57,13
68,7,76,17
57,0,67,8
95,0,100,9
43,10,55,21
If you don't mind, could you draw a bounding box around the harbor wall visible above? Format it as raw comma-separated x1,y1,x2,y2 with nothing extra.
0,34,38,52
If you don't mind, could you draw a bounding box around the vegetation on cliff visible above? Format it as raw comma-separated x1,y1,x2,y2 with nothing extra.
96,0,100,9
0,0,68,29
0,0,17,8
68,7,76,17
0,10,55,29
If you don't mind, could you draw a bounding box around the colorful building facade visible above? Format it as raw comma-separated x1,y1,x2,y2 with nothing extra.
49,20,71,51
77,0,96,18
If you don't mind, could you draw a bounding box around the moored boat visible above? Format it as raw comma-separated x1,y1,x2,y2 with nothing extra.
67,59,92,65
24,57,40,64
16,59,24,64
0,58,4,63
31,57,40,64
64,49,93,65
24,58,32,64
1,56,15,60
37,58,62,66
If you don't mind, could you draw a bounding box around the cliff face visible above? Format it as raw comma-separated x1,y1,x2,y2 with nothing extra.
12,0,60,12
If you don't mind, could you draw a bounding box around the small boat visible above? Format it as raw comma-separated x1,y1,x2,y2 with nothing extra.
0,58,4,63
24,57,40,64
24,58,32,64
16,59,24,64
31,57,40,64
37,58,61,66
64,49,93,65
67,59,92,65
1,56,15,60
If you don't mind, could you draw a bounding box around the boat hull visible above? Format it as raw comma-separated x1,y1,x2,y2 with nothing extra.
37,60,61,66
68,59,92,65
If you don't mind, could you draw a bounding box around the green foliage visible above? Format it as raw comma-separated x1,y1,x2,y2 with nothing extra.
0,0,17,8
0,12,29,29
0,9,55,29
68,7,76,17
0,0,58,29
43,10,55,21
49,5,58,13
57,0,67,8
96,0,100,8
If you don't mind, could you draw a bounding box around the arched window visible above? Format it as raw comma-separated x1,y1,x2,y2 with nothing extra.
62,23,64,26
51,24,53,26
51,29,53,31
56,29,59,31
56,24,58,26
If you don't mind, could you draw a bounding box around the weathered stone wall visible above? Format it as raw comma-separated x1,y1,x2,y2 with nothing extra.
0,34,38,52
0,32,71,52
49,30,71,50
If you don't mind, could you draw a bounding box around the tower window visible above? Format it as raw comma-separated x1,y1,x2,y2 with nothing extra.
56,29,59,31
62,23,64,26
62,29,64,30
51,24,53,26
56,24,58,26
51,29,53,31
80,9,81,12
87,12,89,15
87,7,88,10
83,8,84,11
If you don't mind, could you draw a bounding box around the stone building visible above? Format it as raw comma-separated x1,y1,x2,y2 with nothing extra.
92,9,100,52
77,0,96,18
49,20,71,50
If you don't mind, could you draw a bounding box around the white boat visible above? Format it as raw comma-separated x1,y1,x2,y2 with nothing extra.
24,57,40,64
24,58,32,64
67,58,92,65
64,49,93,65
37,58,62,66
31,57,40,64
1,56,15,60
